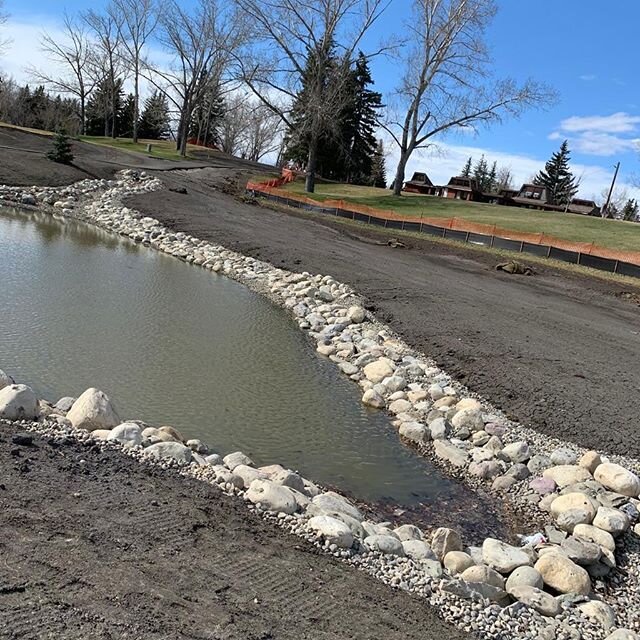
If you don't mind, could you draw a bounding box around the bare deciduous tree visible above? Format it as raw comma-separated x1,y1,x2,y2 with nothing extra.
385,0,555,196
495,166,514,191
242,102,284,162
148,0,244,157
109,0,157,142
28,14,96,134
236,0,388,192
83,9,125,138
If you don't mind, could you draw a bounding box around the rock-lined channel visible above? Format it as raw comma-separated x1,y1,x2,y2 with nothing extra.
0,205,505,534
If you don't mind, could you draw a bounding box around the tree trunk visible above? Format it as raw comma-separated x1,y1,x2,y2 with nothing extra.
392,153,408,196
80,97,86,135
132,62,139,143
305,134,319,193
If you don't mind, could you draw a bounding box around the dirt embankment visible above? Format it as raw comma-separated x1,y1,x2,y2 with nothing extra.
126,168,640,459
0,423,469,640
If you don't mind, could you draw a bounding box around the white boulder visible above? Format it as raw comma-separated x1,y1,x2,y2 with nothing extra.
482,538,532,574
246,479,298,514
145,441,193,464
307,515,354,548
66,388,120,432
594,463,640,498
0,384,39,420
107,422,142,446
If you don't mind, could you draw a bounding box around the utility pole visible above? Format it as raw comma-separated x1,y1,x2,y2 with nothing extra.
603,161,621,218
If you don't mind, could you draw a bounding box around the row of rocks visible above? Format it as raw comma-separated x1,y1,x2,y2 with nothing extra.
1,172,639,637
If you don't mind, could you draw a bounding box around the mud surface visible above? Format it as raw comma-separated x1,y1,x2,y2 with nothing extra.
0,423,471,640
125,167,640,459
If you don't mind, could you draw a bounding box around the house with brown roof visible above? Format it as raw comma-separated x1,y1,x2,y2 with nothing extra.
441,176,482,201
510,183,549,209
402,172,440,195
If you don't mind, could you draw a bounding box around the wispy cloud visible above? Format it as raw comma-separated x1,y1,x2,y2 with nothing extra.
579,74,596,81
548,112,640,157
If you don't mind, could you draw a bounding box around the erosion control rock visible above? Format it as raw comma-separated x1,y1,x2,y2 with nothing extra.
0,384,39,420
145,441,193,464
509,586,560,617
246,479,298,514
535,551,592,595
594,463,640,498
482,538,533,574
307,516,354,549
0,369,14,391
66,388,119,432
107,422,142,446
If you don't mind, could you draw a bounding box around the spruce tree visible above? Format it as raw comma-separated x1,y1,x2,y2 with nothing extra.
473,155,488,190
118,94,136,139
85,78,124,137
487,161,497,192
370,139,387,188
138,91,171,140
46,131,74,165
461,156,472,177
534,140,579,205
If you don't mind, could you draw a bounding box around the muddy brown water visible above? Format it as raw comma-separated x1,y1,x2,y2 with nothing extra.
0,207,510,538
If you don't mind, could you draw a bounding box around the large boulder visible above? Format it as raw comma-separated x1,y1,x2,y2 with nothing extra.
460,564,505,589
535,551,592,595
0,384,39,420
364,534,404,556
543,465,592,488
443,551,474,575
431,527,462,561
246,479,298,514
505,566,543,592
509,586,560,617
502,441,531,463
573,524,616,553
592,507,631,536
271,469,306,493
232,464,267,489
107,422,142,446
399,421,428,443
307,516,354,549
594,463,640,498
482,538,532,574
363,358,395,383
145,441,193,464
578,600,616,632
402,539,436,561
66,388,119,431
450,408,484,433
433,440,468,467
308,491,363,520
394,524,423,541
560,536,602,566
223,451,254,470
550,492,597,532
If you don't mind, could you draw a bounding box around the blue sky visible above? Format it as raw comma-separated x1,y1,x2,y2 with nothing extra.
2,0,640,200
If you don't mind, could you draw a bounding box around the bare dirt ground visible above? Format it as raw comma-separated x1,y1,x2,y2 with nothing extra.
0,423,470,640
126,166,640,459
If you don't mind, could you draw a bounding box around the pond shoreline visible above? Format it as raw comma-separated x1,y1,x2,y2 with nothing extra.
1,172,639,638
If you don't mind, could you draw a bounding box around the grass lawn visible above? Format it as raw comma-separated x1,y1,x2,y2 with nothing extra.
283,181,640,253
79,136,211,161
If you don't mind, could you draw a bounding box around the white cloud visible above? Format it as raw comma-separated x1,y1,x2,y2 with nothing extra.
560,112,640,134
579,74,596,81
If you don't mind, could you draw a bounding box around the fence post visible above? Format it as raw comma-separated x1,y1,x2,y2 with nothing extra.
490,234,495,248
465,231,470,242
546,245,552,258
577,252,582,265
520,240,524,253
614,260,619,274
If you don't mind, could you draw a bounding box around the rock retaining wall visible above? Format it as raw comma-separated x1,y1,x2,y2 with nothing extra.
1,172,639,640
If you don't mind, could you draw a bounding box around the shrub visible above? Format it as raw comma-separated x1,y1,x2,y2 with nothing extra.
46,131,74,165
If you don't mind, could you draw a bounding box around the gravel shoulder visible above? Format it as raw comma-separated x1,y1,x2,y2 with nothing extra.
125,167,640,459
0,423,470,640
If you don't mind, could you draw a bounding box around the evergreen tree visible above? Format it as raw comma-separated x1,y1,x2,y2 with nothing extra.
487,161,497,192
341,53,383,184
85,77,124,137
533,140,579,205
370,139,387,188
118,94,136,139
285,50,382,183
189,81,225,147
622,198,639,222
46,131,74,164
472,155,489,190
138,91,171,140
461,156,472,177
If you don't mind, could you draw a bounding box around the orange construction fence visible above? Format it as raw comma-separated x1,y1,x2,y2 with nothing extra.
247,175,640,268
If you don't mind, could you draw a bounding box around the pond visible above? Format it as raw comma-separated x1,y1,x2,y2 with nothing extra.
0,206,510,536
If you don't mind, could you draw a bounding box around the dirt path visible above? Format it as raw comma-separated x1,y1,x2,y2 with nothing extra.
0,423,469,640
126,168,640,459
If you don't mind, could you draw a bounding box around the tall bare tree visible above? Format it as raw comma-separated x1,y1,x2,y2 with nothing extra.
83,9,125,138
242,102,284,162
385,0,555,196
236,0,388,192
28,14,96,134
109,0,157,143
148,0,244,157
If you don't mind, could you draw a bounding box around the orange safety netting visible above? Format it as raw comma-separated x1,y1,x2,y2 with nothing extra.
246,177,640,267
